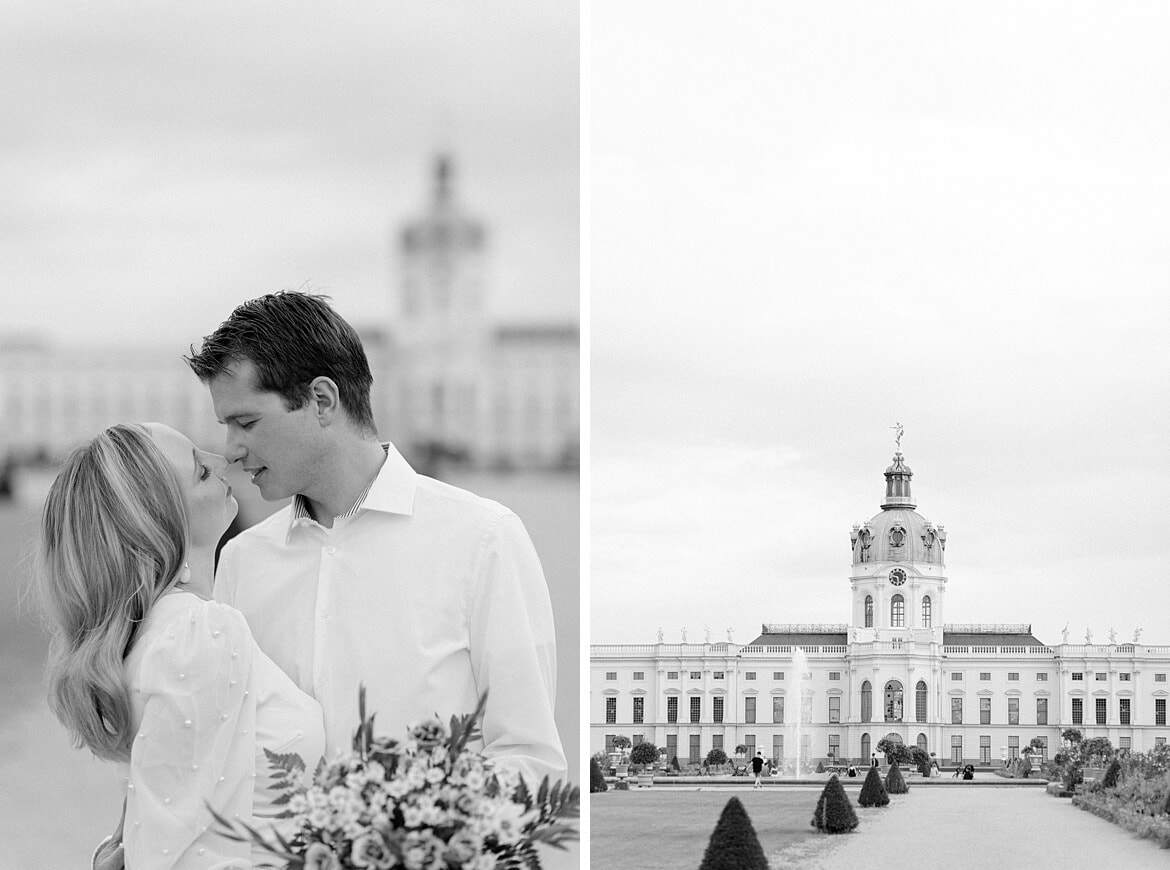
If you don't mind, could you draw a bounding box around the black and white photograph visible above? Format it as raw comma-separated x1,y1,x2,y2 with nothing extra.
0,3,579,867
589,3,1170,868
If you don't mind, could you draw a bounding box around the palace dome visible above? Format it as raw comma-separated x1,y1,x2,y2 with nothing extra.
850,451,945,566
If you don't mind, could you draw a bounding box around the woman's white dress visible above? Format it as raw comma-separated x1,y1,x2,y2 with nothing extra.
120,591,326,869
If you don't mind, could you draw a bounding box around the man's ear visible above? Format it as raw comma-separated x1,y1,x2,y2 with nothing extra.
309,377,341,426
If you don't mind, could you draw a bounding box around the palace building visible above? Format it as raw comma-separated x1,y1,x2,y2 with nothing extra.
590,451,1170,768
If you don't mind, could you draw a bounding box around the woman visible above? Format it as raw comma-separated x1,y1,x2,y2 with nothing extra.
39,423,325,868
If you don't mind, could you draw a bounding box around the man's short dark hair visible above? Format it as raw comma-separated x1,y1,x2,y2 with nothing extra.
186,291,376,433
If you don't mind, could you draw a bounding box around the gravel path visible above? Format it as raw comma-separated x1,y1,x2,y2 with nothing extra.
771,787,1168,870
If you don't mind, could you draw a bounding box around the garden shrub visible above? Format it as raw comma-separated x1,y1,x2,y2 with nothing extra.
698,796,769,870
631,741,659,770
858,764,890,807
672,755,681,772
705,747,729,767
589,756,608,793
811,774,858,834
885,762,908,794
1102,758,1121,790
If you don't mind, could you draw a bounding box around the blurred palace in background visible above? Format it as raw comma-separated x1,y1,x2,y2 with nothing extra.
0,154,578,486
590,450,1170,769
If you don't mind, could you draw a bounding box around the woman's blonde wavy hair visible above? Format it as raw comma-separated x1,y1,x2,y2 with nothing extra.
39,423,189,762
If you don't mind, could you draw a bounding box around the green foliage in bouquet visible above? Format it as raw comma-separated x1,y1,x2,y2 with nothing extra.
885,762,908,794
698,797,768,870
858,765,889,807
811,774,858,834
211,685,580,869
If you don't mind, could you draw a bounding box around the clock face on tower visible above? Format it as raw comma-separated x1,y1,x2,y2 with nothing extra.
889,568,906,586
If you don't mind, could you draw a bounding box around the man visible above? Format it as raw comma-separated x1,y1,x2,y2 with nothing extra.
95,290,566,869
751,750,766,789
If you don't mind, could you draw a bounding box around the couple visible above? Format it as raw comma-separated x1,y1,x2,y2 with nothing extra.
38,292,566,868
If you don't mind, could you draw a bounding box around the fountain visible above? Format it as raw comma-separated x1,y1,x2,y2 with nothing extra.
783,648,814,776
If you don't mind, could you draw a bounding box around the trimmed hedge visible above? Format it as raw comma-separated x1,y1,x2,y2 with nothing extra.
698,797,769,870
811,774,858,834
590,756,608,793
858,764,890,807
885,762,908,794
1072,793,1170,850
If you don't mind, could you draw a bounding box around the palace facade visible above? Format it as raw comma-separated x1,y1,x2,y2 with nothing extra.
590,452,1170,767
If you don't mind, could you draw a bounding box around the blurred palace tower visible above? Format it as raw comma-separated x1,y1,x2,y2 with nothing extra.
590,451,1170,769
0,156,578,477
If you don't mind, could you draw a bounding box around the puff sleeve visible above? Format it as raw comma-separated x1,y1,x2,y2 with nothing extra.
123,601,257,869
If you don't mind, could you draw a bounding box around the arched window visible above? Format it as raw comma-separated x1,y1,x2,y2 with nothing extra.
891,594,905,628
861,680,872,723
884,680,904,722
917,733,928,752
922,595,932,627
864,595,873,628
916,680,927,722
860,733,871,763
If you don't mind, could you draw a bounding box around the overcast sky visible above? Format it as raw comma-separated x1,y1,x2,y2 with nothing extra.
1,2,577,347
591,3,1170,648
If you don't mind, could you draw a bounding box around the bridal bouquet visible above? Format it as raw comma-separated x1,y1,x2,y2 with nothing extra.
213,689,579,869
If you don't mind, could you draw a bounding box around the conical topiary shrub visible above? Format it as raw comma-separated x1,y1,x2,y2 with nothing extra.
815,760,825,773
590,756,608,793
1102,758,1121,790
858,764,890,807
811,774,858,833
698,796,769,870
885,762,908,794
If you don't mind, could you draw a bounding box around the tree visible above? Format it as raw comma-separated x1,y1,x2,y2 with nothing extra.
811,774,858,834
885,762,908,794
630,741,659,771
1028,737,1046,753
858,764,890,807
589,756,608,793
1081,737,1114,767
876,735,913,766
705,747,729,768
1061,728,1083,746
698,797,769,870
671,755,681,772
611,735,632,753
735,744,749,758
908,746,932,777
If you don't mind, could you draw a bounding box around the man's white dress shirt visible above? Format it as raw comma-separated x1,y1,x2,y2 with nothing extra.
214,442,566,786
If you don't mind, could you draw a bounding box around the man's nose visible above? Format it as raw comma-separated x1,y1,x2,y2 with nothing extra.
223,432,246,465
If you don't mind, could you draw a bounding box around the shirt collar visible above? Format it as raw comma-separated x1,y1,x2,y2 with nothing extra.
286,442,417,540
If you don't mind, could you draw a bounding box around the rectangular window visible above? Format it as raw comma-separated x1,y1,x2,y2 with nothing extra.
1156,673,1167,683
773,671,785,681
829,672,841,681
1036,736,1048,760
605,734,616,753
666,734,677,763
1072,672,1083,681
1036,673,1048,681
1095,673,1107,682
713,696,724,724
712,734,723,752
773,696,785,724
980,735,992,764
1008,697,1019,725
1008,735,1019,760
745,696,756,724
605,672,617,681
745,672,757,681
1036,697,1048,725
951,735,963,764
951,697,962,724
605,698,616,724
1096,697,1107,725
828,734,840,760
689,734,701,764
713,671,724,680
1157,737,1166,748
745,734,756,757
690,697,701,723
690,671,702,680
1072,697,1082,725
633,671,644,681
980,697,991,725
1007,673,1019,681
1119,673,1130,682
979,672,991,681
632,734,643,746
633,697,644,724
1119,698,1131,725
829,696,841,723
1157,698,1167,726
773,735,784,763
667,696,678,724
668,671,679,680
1119,736,1131,751
951,672,963,681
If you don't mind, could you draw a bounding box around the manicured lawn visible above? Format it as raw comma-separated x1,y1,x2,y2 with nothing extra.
591,786,853,870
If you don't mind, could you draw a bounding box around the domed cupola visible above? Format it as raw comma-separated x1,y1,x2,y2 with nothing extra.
882,452,915,509
850,450,946,567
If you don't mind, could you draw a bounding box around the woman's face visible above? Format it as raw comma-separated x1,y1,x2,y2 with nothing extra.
144,423,238,547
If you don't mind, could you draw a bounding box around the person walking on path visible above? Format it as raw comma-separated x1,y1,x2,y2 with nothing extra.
751,751,766,788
